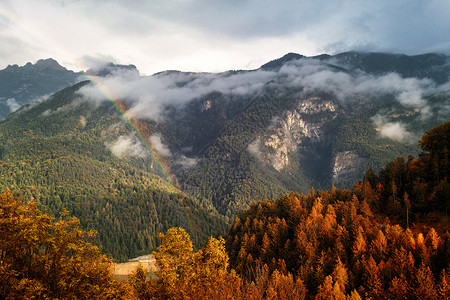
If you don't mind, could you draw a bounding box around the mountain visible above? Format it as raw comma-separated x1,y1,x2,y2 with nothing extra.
324,52,450,84
0,59,83,119
0,51,448,260
145,52,449,217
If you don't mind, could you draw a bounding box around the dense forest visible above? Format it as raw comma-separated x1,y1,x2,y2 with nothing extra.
1,122,448,299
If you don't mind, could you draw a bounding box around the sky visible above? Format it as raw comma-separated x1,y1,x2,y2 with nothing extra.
0,0,449,75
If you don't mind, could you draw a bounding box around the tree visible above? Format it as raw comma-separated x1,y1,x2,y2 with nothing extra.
135,227,243,299
0,191,131,299
153,227,193,298
414,263,438,299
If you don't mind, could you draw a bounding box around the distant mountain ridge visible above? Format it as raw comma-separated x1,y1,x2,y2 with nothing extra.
0,58,82,119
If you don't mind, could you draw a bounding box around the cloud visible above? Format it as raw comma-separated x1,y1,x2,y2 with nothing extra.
379,122,412,142
247,139,263,160
79,55,118,72
76,55,449,126
277,59,447,118
174,155,198,169
79,67,278,120
108,135,147,158
149,134,172,157
6,98,20,112
0,0,449,75
372,115,412,142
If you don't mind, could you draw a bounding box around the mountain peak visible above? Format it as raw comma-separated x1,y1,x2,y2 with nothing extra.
260,53,305,70
2,58,67,72
85,63,140,78
34,58,67,71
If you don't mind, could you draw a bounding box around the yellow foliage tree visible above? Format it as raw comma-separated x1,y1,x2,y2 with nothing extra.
0,191,131,299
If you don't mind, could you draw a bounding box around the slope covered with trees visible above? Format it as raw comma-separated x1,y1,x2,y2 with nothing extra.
224,122,450,299
127,122,449,299
1,122,448,299
0,82,228,261
0,52,448,263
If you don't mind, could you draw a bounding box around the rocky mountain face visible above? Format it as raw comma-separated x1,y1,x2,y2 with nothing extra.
0,59,83,119
258,97,339,171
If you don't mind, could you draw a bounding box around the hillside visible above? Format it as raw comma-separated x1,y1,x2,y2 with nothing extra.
0,81,228,261
1,113,448,300
142,52,449,218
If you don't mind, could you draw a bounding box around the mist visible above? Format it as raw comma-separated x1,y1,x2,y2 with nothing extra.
78,56,449,145
108,134,147,158
6,98,20,112
372,115,413,142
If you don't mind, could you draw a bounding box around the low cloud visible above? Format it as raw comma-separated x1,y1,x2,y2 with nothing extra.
77,56,448,131
280,60,440,114
79,68,277,120
247,139,264,161
6,98,20,112
108,135,147,158
149,134,172,157
79,54,118,72
379,122,412,142
372,115,412,142
174,155,198,169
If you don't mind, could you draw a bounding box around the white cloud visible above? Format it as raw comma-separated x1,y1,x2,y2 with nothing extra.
149,134,172,157
75,55,449,126
372,115,412,142
6,98,20,112
174,155,198,169
379,122,412,142
247,139,263,160
108,135,147,158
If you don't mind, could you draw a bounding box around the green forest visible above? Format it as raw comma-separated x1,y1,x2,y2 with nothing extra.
1,121,448,299
0,82,228,261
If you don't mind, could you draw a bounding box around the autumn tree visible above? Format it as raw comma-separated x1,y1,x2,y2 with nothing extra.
131,227,243,299
0,191,131,299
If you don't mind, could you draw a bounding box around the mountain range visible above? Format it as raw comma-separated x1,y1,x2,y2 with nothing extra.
0,52,448,260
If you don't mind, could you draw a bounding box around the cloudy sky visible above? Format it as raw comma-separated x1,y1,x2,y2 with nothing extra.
0,0,449,75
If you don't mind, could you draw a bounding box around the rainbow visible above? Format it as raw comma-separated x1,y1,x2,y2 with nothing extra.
82,74,173,183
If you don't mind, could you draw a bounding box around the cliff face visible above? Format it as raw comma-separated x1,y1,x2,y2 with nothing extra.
332,151,365,184
256,97,339,171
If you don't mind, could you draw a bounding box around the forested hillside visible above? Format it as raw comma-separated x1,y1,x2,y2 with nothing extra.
224,122,449,298
1,122,448,299
0,82,227,261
